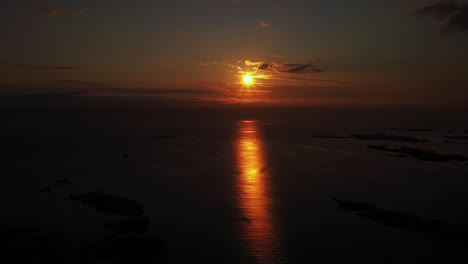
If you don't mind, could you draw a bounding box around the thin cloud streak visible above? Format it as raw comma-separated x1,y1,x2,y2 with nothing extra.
0,62,77,70
52,80,105,86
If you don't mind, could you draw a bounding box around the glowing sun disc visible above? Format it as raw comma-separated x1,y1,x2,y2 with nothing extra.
244,75,253,84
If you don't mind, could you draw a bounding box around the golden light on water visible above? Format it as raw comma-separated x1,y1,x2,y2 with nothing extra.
235,120,281,263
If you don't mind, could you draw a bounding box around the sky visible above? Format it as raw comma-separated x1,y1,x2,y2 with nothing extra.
1,0,468,105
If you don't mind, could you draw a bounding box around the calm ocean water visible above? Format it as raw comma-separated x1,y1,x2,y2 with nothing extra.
1,102,468,263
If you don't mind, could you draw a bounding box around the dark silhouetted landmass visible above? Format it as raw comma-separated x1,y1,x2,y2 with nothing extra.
333,198,468,245
104,217,150,236
368,145,466,162
312,135,348,139
77,235,167,264
333,198,379,212
1,226,37,237
70,192,144,217
385,128,400,131
157,136,180,139
390,154,408,158
445,130,455,133
350,134,428,142
408,128,435,132
445,136,468,140
1,227,72,264
56,179,70,186
38,187,52,193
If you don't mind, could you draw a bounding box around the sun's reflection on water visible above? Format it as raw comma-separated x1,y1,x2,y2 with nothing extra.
235,120,281,263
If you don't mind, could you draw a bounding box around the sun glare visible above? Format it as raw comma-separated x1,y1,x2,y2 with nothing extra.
244,75,253,84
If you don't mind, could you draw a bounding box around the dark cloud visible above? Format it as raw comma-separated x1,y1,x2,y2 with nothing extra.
445,3,468,32
257,62,323,74
273,63,323,74
0,62,77,70
281,63,323,74
29,91,84,98
412,1,458,19
278,75,365,85
0,87,218,106
258,63,270,70
53,80,104,86
151,88,214,95
412,1,468,33
83,87,215,96
11,91,85,99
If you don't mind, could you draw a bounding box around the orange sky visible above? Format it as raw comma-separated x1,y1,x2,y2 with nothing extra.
1,0,468,105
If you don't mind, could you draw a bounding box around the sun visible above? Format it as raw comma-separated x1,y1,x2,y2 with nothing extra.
244,75,253,84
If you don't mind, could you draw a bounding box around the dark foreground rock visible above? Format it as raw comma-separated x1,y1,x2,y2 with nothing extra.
55,179,70,186
350,134,428,142
1,227,72,264
70,192,144,217
104,217,150,235
368,145,466,162
38,186,52,192
333,198,468,245
332,198,379,212
77,235,167,264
